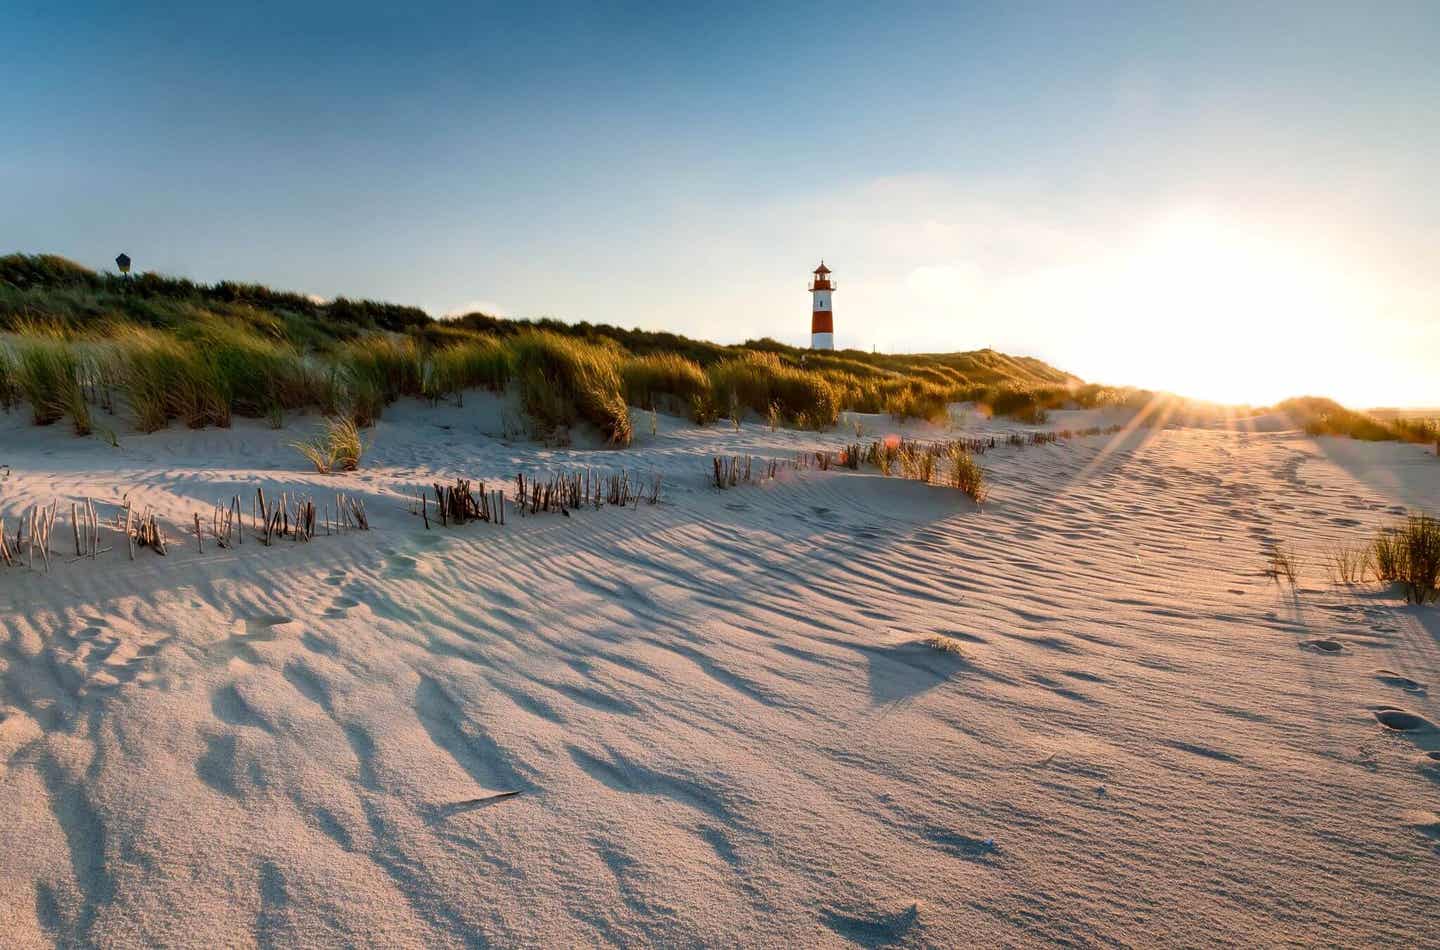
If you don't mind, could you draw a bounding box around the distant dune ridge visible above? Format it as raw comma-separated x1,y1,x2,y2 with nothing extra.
0,252,1204,444
3,253,1431,450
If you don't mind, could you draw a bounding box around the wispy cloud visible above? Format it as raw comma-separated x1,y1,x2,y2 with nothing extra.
443,300,511,319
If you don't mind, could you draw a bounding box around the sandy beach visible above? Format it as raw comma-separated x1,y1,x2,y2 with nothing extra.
1,399,1436,947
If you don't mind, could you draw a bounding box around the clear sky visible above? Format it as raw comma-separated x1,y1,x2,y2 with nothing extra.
5,2,1437,406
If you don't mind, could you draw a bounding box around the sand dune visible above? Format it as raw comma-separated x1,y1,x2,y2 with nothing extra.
0,399,1437,946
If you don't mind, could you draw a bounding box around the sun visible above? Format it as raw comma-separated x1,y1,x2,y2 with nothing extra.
1094,209,1377,406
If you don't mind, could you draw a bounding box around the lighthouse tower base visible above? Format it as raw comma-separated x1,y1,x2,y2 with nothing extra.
811,331,834,351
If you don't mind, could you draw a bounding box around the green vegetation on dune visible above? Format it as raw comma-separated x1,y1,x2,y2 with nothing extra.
11,252,1414,449
1,253,1105,443
1277,397,1439,446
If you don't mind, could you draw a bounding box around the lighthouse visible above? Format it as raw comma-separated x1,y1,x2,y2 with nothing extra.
809,261,835,350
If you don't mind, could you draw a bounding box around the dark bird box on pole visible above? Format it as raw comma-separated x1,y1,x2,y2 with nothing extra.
115,253,131,275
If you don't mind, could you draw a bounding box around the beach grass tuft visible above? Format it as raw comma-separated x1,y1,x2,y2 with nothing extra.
510,331,632,445
1371,514,1440,604
291,416,365,474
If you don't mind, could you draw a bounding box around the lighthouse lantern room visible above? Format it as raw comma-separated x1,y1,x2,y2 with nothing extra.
809,261,835,350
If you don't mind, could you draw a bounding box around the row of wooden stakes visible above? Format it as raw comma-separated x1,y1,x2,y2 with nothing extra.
712,455,783,489
0,499,169,570
408,470,664,526
408,479,506,529
514,469,660,515
0,488,370,571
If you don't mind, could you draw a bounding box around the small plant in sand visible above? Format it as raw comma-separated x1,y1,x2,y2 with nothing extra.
1326,542,1372,585
946,445,987,503
292,416,365,474
767,401,782,431
1371,513,1440,604
1372,527,1403,582
898,444,937,483
925,634,967,656
875,441,896,477
1264,543,1299,586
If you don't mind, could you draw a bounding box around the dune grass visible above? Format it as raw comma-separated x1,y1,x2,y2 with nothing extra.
707,351,840,429
510,331,632,445
291,416,365,474
114,328,231,430
890,388,950,423
1279,397,1439,445
11,335,86,429
424,338,512,406
946,445,987,503
620,352,710,417
1371,514,1440,604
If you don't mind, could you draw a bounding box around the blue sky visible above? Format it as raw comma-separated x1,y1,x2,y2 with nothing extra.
5,1,1437,404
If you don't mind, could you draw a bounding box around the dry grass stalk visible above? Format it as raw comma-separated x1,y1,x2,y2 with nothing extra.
1264,544,1299,586
1326,543,1371,585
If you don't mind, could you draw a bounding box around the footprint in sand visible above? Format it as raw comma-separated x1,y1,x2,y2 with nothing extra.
820,903,921,946
1400,811,1440,853
207,615,296,663
384,554,420,578
1375,670,1426,693
1300,639,1345,654
1372,708,1436,733
323,595,361,619
1415,752,1440,785
300,632,339,657
242,614,295,637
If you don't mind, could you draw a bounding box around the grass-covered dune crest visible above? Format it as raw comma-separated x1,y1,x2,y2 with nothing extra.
5,252,1431,448
0,253,1112,442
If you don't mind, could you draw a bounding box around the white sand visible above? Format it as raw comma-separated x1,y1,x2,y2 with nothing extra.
0,399,1437,947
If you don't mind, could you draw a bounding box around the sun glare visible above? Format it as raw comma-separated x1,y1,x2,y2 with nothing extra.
1083,209,1379,406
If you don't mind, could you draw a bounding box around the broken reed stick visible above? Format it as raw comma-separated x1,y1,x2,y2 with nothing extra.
86,498,99,559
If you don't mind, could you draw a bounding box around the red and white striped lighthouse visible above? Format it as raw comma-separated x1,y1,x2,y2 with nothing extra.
809,261,835,350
